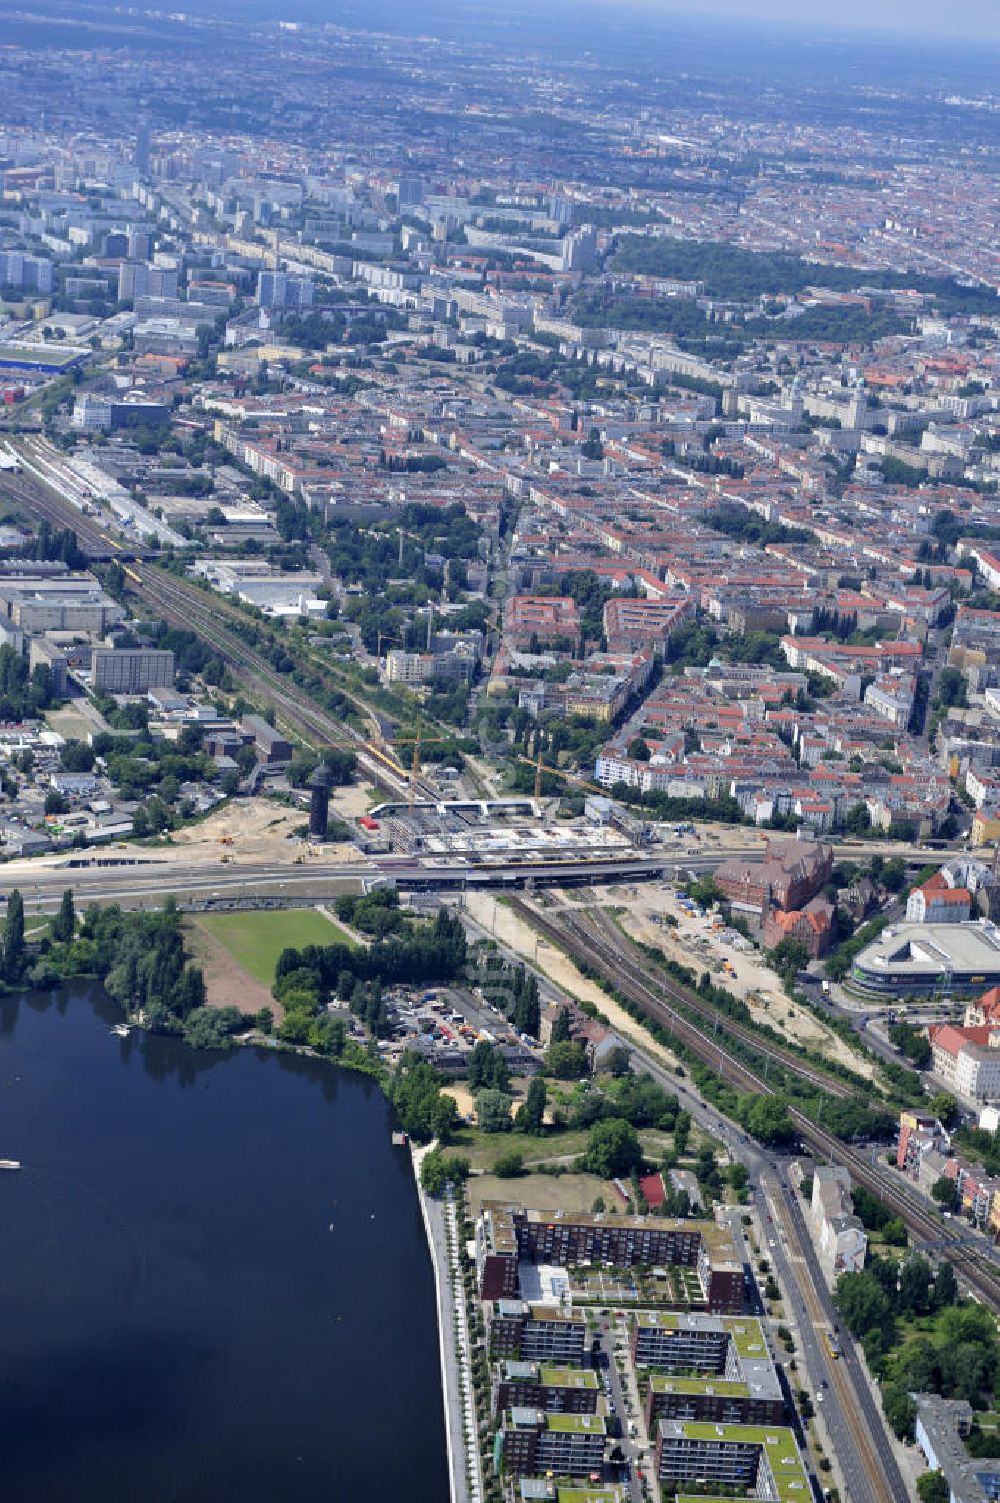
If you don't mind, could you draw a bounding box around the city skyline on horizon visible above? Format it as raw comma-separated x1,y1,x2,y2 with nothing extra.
598,0,1000,44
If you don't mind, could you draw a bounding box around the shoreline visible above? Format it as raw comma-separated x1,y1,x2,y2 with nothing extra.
411,1141,479,1503
29,969,474,1498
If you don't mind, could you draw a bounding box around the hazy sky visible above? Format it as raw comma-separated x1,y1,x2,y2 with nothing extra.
640,0,1000,42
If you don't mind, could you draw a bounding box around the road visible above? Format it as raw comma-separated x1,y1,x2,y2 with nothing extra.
3,850,730,914
561,988,905,1503
759,1171,909,1503
594,1319,643,1502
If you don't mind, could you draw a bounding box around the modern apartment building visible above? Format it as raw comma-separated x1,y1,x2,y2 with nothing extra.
509,1482,624,1503
488,1302,587,1364
0,251,53,292
476,1205,743,1314
654,1420,809,1503
118,261,179,302
492,1361,600,1420
256,270,314,310
632,1314,783,1429
500,1408,606,1479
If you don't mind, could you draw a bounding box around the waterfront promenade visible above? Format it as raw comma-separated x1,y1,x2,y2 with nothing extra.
411,1143,483,1503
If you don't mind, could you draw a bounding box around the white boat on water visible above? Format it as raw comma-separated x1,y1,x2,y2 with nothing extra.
0,1159,21,1171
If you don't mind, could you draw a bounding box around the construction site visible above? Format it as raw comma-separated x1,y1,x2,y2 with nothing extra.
368,795,646,862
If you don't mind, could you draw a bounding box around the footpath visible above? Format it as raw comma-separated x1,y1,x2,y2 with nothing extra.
411,1142,483,1503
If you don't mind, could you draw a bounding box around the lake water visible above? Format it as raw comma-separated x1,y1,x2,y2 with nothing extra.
0,986,448,1502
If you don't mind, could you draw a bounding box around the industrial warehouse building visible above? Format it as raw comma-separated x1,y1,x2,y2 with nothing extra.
92,648,175,695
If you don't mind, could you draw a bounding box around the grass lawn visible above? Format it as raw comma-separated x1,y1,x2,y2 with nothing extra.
454,1125,679,1175
455,1126,591,1173
196,908,352,987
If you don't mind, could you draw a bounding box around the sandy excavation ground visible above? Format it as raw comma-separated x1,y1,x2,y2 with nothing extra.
166,798,362,866
464,891,685,1080
441,1077,532,1122
0,796,373,890
578,884,873,1081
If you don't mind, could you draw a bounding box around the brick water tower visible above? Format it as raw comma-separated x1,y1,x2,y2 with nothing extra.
308,763,334,840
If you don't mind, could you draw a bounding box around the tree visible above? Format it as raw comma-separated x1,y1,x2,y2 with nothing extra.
278,1012,311,1044
601,1045,631,1077
512,971,540,1037
44,790,68,816
917,1474,949,1503
420,1149,470,1196
933,1261,958,1310
494,1151,524,1178
844,801,871,836
834,1269,891,1338
881,1384,916,1440
687,876,722,909
890,1022,932,1070
930,1094,960,1129
628,736,651,762
389,1053,459,1144
583,1118,642,1178
51,888,76,944
673,1109,691,1156
60,739,95,772
552,1006,573,1043
256,1007,274,1034
898,1255,932,1316
741,1095,795,1146
582,426,604,461
769,937,810,979
515,1075,547,1135
468,1041,510,1093
2,888,25,984
931,1176,956,1207
476,1088,513,1133
545,1040,589,1080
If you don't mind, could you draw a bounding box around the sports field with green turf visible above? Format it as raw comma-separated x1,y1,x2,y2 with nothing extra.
195,908,352,986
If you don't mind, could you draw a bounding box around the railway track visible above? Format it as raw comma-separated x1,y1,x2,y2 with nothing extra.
582,907,857,1098
0,468,119,554
519,901,854,1098
125,562,425,797
0,457,434,797
514,898,1000,1312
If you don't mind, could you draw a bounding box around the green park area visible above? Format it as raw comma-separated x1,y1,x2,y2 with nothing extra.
196,907,352,986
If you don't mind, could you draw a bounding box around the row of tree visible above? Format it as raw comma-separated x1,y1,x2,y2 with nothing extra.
835,1251,997,1440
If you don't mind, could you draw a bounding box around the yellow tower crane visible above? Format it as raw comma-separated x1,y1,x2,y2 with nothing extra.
389,731,449,811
